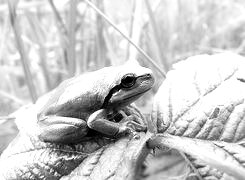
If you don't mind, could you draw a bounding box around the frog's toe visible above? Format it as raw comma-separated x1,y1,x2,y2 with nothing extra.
130,131,140,139
124,121,147,132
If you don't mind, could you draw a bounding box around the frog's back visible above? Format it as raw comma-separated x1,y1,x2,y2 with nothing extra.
37,67,120,119
37,63,151,119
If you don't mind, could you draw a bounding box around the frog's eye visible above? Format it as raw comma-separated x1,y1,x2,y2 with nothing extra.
121,73,137,88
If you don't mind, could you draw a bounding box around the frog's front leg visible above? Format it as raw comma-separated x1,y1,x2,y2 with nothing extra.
37,116,89,144
87,109,147,138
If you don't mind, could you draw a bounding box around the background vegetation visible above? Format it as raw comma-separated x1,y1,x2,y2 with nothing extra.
1,0,245,153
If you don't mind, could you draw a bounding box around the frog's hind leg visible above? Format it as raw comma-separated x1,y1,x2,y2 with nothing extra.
37,116,89,144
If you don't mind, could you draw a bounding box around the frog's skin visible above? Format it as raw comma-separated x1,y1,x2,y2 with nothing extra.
36,61,154,144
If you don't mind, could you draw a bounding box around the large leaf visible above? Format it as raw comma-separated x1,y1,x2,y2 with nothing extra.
0,103,150,179
61,132,151,180
150,134,243,179
0,131,114,179
142,150,189,180
151,53,245,179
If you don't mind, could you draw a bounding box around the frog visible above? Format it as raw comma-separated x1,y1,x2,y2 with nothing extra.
36,61,154,144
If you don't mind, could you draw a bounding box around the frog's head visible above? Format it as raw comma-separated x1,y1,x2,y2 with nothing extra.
102,61,155,109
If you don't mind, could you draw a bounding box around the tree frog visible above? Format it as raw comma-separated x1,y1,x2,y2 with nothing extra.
36,62,154,144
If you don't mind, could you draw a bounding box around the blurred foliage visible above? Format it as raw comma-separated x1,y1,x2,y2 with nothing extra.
1,0,245,114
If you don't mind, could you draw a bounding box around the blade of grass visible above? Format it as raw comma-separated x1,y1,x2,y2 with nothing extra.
95,0,107,68
75,5,88,74
0,1,45,13
141,0,163,32
85,0,166,78
0,116,15,122
8,0,37,102
103,29,119,66
67,0,78,77
125,0,136,60
76,10,88,73
145,0,168,72
81,37,88,72
0,90,25,106
126,0,143,62
6,72,19,99
48,0,68,77
48,0,68,37
26,13,52,91
0,13,9,63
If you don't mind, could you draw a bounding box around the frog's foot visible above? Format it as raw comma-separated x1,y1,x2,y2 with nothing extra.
119,113,147,131
122,119,147,132
87,109,146,139
117,115,147,139
118,110,142,124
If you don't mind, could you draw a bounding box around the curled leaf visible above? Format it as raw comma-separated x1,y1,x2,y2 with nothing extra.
153,53,245,141
151,53,245,179
149,134,244,180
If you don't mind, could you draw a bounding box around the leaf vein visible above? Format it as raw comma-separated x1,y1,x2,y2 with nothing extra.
220,100,244,141
172,68,238,130
214,143,245,168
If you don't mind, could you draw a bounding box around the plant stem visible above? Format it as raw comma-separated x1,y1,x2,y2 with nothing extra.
145,0,168,72
85,0,166,78
67,0,77,77
8,0,37,102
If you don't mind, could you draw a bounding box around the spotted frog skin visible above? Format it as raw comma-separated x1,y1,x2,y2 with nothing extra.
36,61,154,144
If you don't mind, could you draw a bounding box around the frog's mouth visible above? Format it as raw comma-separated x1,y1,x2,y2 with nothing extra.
102,74,154,109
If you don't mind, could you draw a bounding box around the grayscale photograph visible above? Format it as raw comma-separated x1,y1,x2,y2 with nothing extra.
0,0,244,179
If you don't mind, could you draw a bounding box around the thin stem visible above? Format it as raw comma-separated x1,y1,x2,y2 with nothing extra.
95,0,107,68
8,0,37,102
126,0,136,60
48,0,68,36
145,0,168,72
84,0,166,78
48,0,68,77
127,0,143,62
67,0,77,77
26,13,52,90
0,14,8,63
0,90,25,105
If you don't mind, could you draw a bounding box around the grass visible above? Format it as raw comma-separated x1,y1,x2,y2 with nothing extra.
8,0,37,102
0,0,245,113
